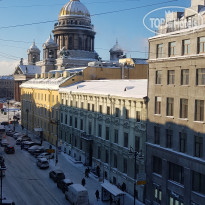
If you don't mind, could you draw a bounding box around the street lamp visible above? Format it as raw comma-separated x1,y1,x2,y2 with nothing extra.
25,109,29,136
0,161,6,205
50,119,59,166
7,100,9,122
129,146,137,205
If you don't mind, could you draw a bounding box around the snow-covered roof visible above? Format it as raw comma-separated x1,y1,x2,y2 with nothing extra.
110,40,123,53
43,34,58,48
0,76,14,80
101,182,125,197
60,79,147,99
18,65,41,75
20,75,72,90
28,42,40,52
132,58,148,65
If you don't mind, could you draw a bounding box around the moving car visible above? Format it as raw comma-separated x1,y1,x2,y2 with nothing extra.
57,178,73,193
49,170,65,182
36,158,49,169
65,184,89,205
4,145,15,154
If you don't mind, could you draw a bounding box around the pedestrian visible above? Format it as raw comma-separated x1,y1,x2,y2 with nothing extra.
95,189,100,201
85,169,89,178
109,194,113,205
81,178,86,186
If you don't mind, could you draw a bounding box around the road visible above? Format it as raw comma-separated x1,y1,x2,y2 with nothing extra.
1,137,69,205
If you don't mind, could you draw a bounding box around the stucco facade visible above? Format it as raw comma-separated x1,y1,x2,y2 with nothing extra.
146,1,205,204
59,80,147,202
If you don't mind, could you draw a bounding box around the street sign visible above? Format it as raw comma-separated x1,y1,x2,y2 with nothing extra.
137,180,146,185
46,149,55,153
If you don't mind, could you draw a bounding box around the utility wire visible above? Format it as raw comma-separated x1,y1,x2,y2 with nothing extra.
0,0,179,30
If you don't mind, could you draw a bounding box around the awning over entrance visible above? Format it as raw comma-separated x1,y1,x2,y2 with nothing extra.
101,182,125,205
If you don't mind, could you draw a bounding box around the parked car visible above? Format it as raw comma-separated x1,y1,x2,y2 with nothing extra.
22,141,41,150
49,170,65,182
0,122,9,126
13,133,24,140
1,139,9,147
36,158,49,169
16,136,30,145
57,178,73,193
28,145,45,155
1,197,15,205
4,145,15,154
6,131,16,137
65,184,89,205
37,152,54,160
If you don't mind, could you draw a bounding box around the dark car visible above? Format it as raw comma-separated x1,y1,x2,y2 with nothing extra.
57,178,73,193
1,122,9,126
6,131,16,137
49,170,65,183
4,145,15,154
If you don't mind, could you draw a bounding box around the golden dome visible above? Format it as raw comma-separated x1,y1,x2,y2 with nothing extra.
59,0,90,18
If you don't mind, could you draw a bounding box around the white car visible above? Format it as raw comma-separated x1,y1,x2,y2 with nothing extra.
37,152,54,160
36,158,49,169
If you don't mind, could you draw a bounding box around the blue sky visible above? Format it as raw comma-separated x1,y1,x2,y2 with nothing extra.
0,0,190,75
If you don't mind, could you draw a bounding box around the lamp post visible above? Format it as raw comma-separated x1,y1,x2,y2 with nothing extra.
129,146,137,205
50,119,59,166
25,109,29,136
0,161,6,205
7,101,9,122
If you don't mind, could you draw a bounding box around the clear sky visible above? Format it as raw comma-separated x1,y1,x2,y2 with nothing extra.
0,0,190,75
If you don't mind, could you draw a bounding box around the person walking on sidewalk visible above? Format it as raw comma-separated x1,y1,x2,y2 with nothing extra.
81,178,86,186
95,189,100,201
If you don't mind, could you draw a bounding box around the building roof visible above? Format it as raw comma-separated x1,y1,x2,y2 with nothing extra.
59,0,90,18
60,79,147,99
20,74,72,90
0,76,14,80
132,58,148,65
18,65,41,75
109,40,123,53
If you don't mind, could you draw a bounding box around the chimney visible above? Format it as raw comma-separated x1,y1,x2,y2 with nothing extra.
40,73,44,79
48,72,53,79
191,0,205,7
44,73,48,79
63,71,70,78
35,74,39,79
55,72,60,79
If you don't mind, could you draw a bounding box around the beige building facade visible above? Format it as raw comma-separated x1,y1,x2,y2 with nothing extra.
146,1,205,204
59,80,147,202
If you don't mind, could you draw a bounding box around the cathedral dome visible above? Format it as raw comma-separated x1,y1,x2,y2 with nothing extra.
110,40,123,53
59,0,90,18
43,34,58,48
28,42,40,53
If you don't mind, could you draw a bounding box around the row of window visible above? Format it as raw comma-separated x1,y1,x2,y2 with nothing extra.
62,103,142,121
156,37,205,58
155,97,204,121
153,157,205,196
156,68,205,86
154,126,203,158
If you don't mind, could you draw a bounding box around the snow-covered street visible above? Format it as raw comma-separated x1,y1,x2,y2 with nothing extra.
0,110,144,205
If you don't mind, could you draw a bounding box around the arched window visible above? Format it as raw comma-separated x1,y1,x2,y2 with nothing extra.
68,37,73,50
79,37,82,50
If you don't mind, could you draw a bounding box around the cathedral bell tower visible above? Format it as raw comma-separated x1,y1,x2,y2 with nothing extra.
27,42,40,65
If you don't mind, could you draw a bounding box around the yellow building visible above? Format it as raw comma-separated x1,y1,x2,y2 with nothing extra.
20,70,84,144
